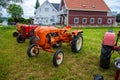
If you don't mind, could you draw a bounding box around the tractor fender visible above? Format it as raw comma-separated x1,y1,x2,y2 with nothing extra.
72,30,83,36
102,32,115,46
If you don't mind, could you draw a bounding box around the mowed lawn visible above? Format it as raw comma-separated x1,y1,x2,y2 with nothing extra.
0,26,120,80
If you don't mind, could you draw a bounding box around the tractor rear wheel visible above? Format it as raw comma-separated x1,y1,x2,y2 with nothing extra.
13,32,19,37
17,35,25,43
71,33,83,53
53,50,64,67
27,44,39,57
100,45,112,69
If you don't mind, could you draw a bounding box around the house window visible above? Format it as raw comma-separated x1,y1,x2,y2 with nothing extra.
98,18,102,24
50,19,54,22
82,18,87,24
107,18,112,24
90,18,95,24
45,8,49,12
74,18,79,24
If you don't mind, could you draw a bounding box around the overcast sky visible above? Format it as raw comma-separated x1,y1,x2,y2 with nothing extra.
20,0,120,18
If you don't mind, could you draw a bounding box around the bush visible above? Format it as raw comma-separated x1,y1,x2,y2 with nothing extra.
8,17,14,22
18,17,25,23
17,17,29,24
7,18,16,25
7,17,30,25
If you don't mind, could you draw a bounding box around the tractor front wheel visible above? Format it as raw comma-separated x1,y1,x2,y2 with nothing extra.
71,33,83,53
17,35,25,43
27,44,39,57
100,45,112,69
53,50,64,67
13,32,19,37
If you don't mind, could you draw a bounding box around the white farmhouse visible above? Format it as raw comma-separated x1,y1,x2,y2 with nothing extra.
34,0,60,25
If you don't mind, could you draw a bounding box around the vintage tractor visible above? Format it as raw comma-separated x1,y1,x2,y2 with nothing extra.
16,25,38,43
100,30,120,69
27,26,83,67
13,23,27,37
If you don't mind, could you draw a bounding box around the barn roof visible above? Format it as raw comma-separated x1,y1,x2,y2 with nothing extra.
64,0,110,12
51,3,60,11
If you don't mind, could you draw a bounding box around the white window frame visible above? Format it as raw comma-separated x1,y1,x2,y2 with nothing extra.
74,18,79,24
90,18,95,24
82,18,87,24
98,18,102,24
107,18,112,24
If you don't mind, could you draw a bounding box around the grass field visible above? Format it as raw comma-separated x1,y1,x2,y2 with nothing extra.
0,26,120,80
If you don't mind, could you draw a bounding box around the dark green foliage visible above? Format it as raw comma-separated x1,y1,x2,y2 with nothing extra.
116,13,120,23
7,17,16,25
7,4,23,19
35,0,40,9
7,17,30,24
18,17,28,24
8,17,14,22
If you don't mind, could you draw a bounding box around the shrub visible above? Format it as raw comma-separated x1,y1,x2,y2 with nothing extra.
8,17,14,22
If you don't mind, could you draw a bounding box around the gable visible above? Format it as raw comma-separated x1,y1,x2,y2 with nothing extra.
62,0,110,12
35,0,59,14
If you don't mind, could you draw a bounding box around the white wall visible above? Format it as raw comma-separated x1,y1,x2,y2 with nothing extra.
34,1,59,25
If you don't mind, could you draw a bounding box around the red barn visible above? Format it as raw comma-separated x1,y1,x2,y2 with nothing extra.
59,0,116,26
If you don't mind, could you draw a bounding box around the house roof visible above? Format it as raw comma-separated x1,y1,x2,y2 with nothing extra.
51,3,60,11
64,0,110,12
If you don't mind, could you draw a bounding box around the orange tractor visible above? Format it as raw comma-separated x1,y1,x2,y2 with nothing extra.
27,26,83,67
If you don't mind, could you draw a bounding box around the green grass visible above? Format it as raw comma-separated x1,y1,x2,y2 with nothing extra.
0,26,120,80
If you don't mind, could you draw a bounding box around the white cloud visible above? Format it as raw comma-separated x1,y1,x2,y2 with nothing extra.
104,0,120,13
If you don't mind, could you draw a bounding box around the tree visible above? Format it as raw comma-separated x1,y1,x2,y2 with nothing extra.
7,4,23,22
35,0,40,9
116,13,120,23
0,0,23,8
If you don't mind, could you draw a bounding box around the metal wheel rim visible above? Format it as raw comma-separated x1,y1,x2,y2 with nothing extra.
56,52,63,65
76,37,82,51
30,47,38,56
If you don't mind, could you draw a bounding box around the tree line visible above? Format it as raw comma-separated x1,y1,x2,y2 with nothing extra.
0,0,40,24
